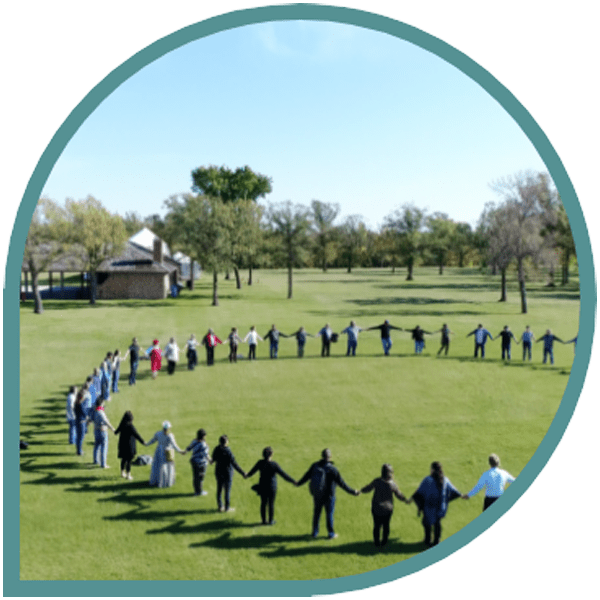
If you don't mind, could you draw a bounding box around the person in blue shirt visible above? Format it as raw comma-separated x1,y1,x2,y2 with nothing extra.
407,461,461,547
466,324,494,358
565,335,578,355
288,326,313,358
341,321,364,356
496,325,518,360
184,428,213,496
519,326,535,361
536,329,563,364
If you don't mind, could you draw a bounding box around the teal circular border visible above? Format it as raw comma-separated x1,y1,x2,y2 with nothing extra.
5,4,595,597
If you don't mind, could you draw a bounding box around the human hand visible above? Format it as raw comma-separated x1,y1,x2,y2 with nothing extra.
462,494,470,500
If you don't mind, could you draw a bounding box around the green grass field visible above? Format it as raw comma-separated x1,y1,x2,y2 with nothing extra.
18,267,580,581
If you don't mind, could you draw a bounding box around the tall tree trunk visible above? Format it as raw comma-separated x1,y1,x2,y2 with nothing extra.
212,270,219,306
287,263,293,299
32,271,44,314
406,258,414,281
438,258,443,275
458,251,465,269
561,250,570,285
234,266,241,290
89,271,97,305
248,264,253,286
499,267,507,302
518,259,527,314
188,260,195,291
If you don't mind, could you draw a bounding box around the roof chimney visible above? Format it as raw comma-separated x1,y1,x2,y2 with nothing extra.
153,238,163,264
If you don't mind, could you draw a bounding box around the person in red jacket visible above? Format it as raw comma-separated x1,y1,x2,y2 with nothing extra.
149,339,162,379
201,328,222,366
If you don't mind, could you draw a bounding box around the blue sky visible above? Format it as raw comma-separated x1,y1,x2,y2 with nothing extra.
41,20,547,229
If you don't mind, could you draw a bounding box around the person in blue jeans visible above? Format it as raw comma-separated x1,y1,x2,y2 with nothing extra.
91,397,116,468
264,325,287,359
73,390,88,456
467,324,494,358
296,448,360,539
341,321,364,356
366,320,403,356
124,338,140,384
519,326,535,361
536,329,563,364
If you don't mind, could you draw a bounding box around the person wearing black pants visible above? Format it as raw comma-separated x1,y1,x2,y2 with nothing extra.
201,329,222,366
211,435,246,512
435,324,453,356
227,328,242,363
184,428,212,495
114,411,145,480
360,464,407,547
246,446,297,525
317,324,334,357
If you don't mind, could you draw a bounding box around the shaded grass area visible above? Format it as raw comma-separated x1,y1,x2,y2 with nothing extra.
18,268,579,580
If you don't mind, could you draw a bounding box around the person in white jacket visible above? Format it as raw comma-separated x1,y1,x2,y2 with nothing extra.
462,454,516,511
243,326,263,360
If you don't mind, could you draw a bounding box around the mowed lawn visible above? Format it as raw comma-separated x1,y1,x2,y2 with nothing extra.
18,267,580,581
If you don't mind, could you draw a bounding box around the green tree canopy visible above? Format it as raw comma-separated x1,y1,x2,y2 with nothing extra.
383,203,426,281
164,194,232,306
191,165,273,203
23,198,69,314
265,201,312,299
65,196,127,304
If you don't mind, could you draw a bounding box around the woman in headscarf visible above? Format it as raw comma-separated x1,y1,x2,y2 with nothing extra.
407,461,462,547
145,421,184,487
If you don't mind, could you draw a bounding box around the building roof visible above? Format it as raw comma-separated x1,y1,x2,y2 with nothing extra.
97,241,179,274
129,227,171,257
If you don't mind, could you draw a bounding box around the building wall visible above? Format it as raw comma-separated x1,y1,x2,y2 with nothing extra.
97,272,170,300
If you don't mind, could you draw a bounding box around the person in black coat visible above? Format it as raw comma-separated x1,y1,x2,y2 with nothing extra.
114,411,145,480
246,446,297,525
211,435,247,512
296,448,360,539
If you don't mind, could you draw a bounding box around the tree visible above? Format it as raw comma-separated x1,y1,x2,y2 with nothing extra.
450,222,474,268
23,198,69,314
424,212,455,275
485,203,520,302
228,199,264,288
265,201,312,299
122,211,145,237
310,200,340,272
490,172,551,313
191,165,273,203
339,215,367,273
65,196,127,304
383,204,426,280
164,194,232,306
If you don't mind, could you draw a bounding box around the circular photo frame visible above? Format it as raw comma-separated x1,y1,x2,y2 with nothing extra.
6,3,596,597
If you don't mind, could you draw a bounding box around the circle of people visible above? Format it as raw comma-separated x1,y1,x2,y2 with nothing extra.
63,318,571,547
